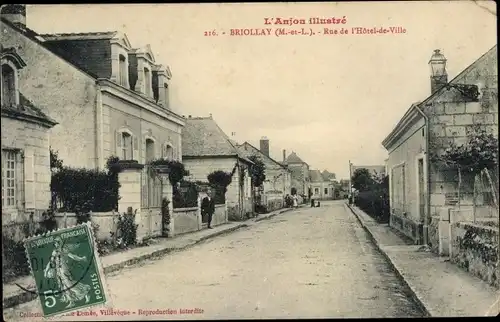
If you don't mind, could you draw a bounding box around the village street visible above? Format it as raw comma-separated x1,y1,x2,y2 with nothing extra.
4,201,425,320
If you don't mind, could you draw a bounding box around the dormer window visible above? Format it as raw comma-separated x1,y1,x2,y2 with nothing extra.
1,47,25,108
1,64,17,107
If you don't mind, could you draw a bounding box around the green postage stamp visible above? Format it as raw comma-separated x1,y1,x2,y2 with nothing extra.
24,223,108,317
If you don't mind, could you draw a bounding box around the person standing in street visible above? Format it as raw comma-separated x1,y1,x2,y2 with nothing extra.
201,189,216,229
292,194,298,208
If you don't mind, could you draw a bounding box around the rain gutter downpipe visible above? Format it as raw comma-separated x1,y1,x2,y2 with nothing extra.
414,104,430,246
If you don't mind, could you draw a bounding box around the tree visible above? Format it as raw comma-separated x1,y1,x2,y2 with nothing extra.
351,168,376,192
248,155,266,188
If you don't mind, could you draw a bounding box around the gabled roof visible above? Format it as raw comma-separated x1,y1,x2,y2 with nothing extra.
286,151,306,164
2,93,58,128
309,170,325,183
132,44,155,62
182,116,252,164
382,44,497,149
236,142,288,170
39,31,119,41
322,170,336,180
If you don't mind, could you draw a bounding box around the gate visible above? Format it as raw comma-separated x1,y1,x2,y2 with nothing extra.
141,165,163,238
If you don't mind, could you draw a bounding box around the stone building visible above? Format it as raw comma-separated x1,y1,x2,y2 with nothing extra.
382,45,498,251
181,116,254,220
236,139,292,209
1,5,185,223
309,170,335,200
283,151,311,197
1,43,58,233
1,5,184,172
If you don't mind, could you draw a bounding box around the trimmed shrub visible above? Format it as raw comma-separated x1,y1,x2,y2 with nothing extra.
355,190,390,223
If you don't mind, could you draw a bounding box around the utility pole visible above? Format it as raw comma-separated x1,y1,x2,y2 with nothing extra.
348,160,353,203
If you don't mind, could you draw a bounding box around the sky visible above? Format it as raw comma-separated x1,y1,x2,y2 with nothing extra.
26,2,497,180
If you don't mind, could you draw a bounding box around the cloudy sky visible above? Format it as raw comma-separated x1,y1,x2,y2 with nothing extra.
26,2,496,179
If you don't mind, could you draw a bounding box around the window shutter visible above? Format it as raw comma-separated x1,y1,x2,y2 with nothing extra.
141,137,146,164
172,145,177,160
133,135,139,162
115,130,122,156
24,148,35,209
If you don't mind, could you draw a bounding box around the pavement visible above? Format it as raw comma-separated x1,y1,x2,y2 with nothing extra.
4,201,427,320
2,206,298,310
346,202,500,317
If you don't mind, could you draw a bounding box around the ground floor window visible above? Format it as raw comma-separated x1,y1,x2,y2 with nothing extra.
2,149,19,208
324,188,328,195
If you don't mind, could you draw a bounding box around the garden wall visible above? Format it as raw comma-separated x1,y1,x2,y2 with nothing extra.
450,221,499,288
212,204,228,227
172,207,200,236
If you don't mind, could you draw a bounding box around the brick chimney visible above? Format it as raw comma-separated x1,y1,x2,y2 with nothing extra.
283,149,286,162
260,136,269,157
1,5,26,29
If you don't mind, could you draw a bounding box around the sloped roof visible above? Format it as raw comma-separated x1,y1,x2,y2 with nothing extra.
322,170,336,180
2,93,57,127
286,151,306,164
182,117,252,164
39,31,119,41
309,170,325,182
236,142,287,169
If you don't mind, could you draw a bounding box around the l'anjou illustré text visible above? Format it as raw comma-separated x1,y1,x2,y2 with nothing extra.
264,16,348,26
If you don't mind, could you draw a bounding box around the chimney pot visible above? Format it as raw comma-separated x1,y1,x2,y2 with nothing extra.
283,149,286,162
1,5,26,28
259,137,270,158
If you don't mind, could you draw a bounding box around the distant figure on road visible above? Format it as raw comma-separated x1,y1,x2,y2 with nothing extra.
201,189,216,229
311,197,315,207
292,195,298,208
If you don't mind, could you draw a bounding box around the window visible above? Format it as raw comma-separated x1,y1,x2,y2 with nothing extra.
163,144,173,159
145,139,155,162
314,188,319,194
119,55,128,87
324,188,328,195
2,150,18,207
144,67,151,96
1,64,16,107
121,132,133,160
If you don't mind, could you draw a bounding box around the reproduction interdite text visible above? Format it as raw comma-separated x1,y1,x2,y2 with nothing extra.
19,308,204,318
203,16,407,37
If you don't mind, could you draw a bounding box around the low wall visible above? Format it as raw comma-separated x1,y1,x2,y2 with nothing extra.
172,207,200,236
450,222,499,289
389,212,423,245
55,212,117,241
139,209,162,240
212,204,227,227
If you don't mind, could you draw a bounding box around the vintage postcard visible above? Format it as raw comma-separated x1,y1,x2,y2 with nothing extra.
1,1,498,320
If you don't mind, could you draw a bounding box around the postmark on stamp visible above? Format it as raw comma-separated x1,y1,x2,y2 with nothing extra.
23,222,108,317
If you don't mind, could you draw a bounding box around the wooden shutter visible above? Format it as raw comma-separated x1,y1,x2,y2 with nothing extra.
24,148,35,209
115,130,122,156
133,135,139,162
160,142,166,159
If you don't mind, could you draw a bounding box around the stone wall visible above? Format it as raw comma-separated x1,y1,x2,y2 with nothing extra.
54,212,116,241
451,222,499,289
172,207,200,236
212,204,227,227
